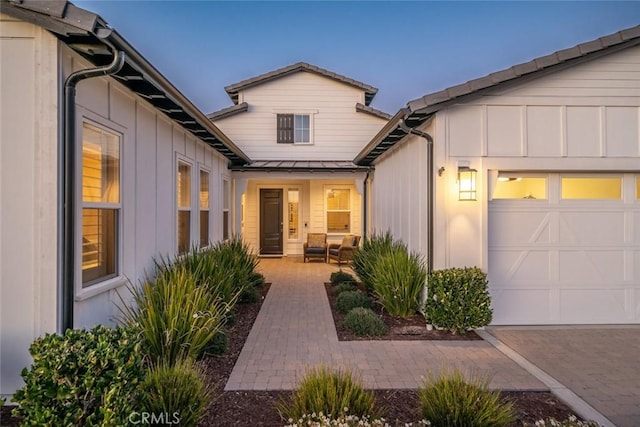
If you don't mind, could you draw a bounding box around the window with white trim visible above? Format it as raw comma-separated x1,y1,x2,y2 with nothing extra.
277,114,311,144
82,123,120,286
223,178,230,240
177,161,192,254
199,169,210,247
326,188,350,233
288,189,299,239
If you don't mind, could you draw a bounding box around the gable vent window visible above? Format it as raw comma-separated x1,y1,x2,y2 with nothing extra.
277,114,310,144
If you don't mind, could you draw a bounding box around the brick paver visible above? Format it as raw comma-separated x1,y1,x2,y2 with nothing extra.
226,257,545,391
489,327,640,427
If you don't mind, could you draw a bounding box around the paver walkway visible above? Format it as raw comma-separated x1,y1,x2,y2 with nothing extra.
226,257,545,391
489,327,640,427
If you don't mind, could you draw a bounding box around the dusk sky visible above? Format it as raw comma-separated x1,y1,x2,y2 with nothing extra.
72,1,640,115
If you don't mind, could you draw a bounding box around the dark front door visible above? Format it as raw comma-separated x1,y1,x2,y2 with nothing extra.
260,189,283,255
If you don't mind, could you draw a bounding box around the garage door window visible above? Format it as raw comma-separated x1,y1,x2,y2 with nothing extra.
561,177,621,200
637,177,640,199
493,176,547,199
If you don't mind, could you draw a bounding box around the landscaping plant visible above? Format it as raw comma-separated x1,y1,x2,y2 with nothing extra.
276,366,377,421
138,358,211,427
330,270,356,285
284,413,402,427
118,265,232,366
371,246,427,318
423,267,493,334
418,368,515,427
336,290,373,314
351,231,397,292
343,307,387,337
12,326,145,426
334,282,358,295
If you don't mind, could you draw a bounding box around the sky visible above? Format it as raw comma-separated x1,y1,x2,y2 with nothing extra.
72,1,640,116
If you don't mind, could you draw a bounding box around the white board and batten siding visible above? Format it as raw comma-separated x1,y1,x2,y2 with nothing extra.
369,124,432,257
435,45,640,324
0,15,59,397
213,72,387,160
65,44,232,328
0,15,232,396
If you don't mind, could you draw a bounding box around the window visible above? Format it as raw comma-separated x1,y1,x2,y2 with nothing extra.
223,178,230,240
288,189,299,239
326,188,350,233
636,177,640,200
277,114,310,143
561,176,622,200
493,176,547,200
82,123,120,286
199,169,210,247
177,161,191,254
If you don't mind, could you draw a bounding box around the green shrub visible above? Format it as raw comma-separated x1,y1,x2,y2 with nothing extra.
118,265,231,366
330,270,356,285
12,326,144,426
418,368,515,427
139,358,211,427
202,330,228,357
371,246,426,318
336,290,373,314
351,231,397,292
424,267,493,333
276,366,377,421
343,308,387,337
334,282,358,295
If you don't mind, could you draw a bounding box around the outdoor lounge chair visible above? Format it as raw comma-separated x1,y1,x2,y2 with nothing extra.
303,233,328,262
328,235,361,265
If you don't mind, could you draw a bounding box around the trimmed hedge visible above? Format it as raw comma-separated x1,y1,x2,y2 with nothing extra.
424,267,493,333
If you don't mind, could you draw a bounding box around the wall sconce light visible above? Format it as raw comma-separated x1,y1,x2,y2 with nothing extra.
458,166,477,201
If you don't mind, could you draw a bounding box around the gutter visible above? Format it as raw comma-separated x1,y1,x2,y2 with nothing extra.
60,41,125,332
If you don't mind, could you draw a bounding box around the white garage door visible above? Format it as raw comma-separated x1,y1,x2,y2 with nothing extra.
488,173,640,325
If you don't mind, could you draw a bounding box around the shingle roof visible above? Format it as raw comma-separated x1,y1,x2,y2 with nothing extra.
207,102,249,121
355,24,640,166
224,62,379,106
406,25,640,114
355,103,392,120
1,0,251,166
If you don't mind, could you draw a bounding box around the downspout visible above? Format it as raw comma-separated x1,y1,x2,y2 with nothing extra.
398,120,434,274
60,48,125,332
363,170,371,240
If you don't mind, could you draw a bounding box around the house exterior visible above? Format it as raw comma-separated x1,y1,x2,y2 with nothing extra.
209,63,389,255
2,0,639,401
0,0,250,397
356,26,640,325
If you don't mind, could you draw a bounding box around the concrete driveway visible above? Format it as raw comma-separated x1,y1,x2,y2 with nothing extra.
487,326,640,427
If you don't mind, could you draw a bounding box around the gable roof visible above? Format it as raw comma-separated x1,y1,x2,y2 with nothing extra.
1,0,251,166
355,24,640,166
224,62,379,106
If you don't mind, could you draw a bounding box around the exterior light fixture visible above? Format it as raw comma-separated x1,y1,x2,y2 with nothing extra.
458,166,477,201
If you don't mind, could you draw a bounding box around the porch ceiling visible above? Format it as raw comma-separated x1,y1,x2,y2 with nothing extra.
229,160,372,172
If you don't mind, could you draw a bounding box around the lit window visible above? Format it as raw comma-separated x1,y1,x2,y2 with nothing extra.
326,188,350,233
493,176,547,200
223,178,230,240
199,169,210,247
637,177,640,200
288,189,299,239
82,123,120,286
561,177,622,200
177,161,191,254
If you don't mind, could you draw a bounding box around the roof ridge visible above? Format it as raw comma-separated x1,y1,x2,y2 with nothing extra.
223,62,379,106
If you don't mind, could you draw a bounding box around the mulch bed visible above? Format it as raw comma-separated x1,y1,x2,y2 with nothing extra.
325,282,482,341
0,281,583,427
